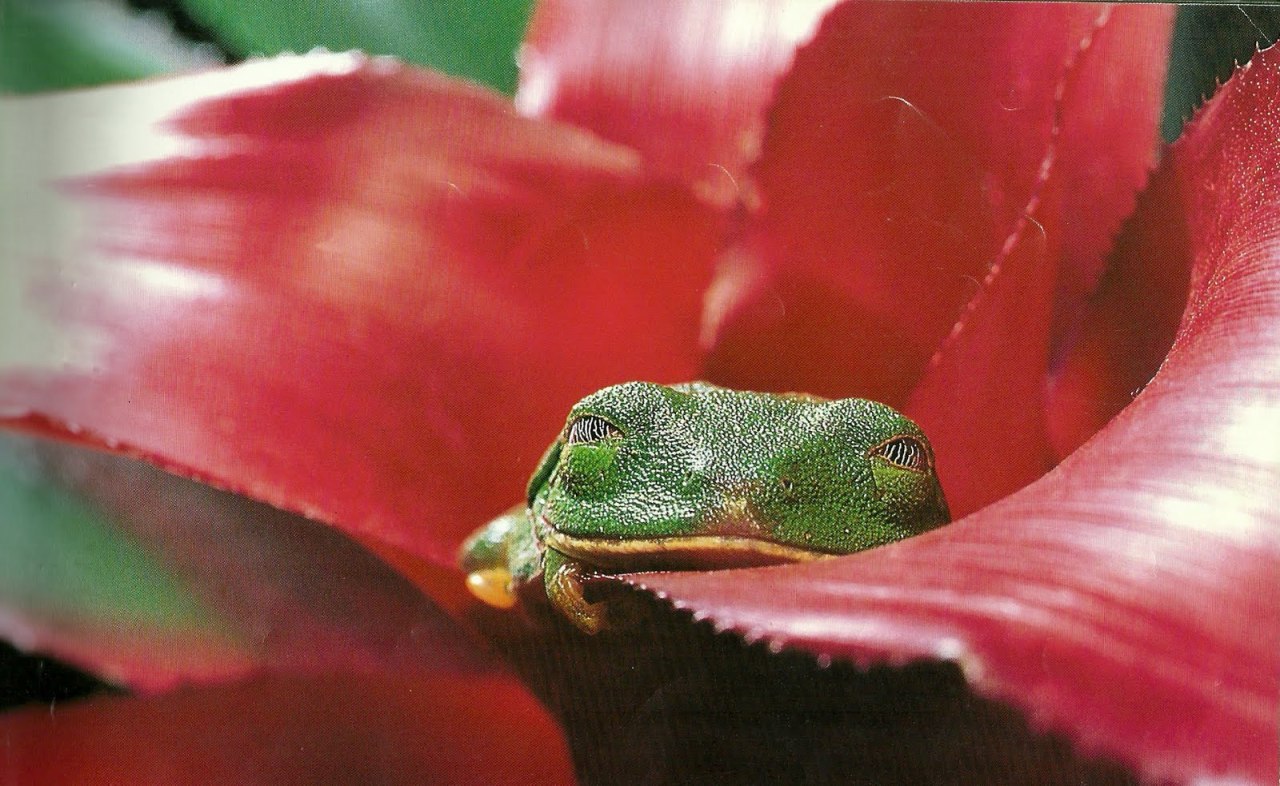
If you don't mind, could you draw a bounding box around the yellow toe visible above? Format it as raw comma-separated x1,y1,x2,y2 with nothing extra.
465,568,518,609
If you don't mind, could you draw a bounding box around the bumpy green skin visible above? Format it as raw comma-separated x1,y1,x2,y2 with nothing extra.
460,381,950,631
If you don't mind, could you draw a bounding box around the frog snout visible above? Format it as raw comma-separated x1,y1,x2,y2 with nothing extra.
703,478,778,537
695,469,769,495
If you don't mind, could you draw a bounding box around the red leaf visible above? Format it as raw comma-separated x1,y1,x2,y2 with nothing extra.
633,45,1280,785
903,219,1056,516
0,54,721,564
1047,4,1175,345
1045,161,1193,459
704,4,1171,514
519,0,836,202
905,4,1174,515
1,673,575,785
0,432,489,693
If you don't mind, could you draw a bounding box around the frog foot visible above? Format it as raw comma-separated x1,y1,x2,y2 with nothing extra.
465,567,518,610
546,556,610,634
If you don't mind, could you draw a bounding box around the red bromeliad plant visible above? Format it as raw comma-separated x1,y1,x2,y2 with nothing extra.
1,1,1277,783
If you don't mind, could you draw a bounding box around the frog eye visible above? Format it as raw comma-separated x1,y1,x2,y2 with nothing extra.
872,436,927,471
565,414,622,445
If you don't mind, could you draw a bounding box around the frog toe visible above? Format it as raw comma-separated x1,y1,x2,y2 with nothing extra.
465,567,518,609
546,556,611,634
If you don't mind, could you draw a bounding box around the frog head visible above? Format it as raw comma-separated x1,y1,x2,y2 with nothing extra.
530,381,950,571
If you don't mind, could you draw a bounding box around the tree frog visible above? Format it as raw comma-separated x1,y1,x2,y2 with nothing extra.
460,382,950,633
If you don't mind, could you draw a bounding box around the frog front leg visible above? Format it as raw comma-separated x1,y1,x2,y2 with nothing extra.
460,504,544,610
542,547,610,634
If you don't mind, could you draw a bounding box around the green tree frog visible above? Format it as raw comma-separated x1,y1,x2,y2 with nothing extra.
460,382,950,633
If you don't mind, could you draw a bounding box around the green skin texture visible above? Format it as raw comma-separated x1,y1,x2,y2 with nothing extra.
460,382,951,632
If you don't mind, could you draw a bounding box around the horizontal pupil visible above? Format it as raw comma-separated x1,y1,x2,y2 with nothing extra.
881,438,921,469
569,416,615,444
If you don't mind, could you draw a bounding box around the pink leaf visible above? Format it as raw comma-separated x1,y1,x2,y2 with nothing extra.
518,0,836,202
1,673,576,785
0,54,721,564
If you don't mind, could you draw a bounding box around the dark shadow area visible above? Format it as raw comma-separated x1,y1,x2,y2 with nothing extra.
473,588,1149,786
0,640,115,712
124,0,237,60
1163,5,1280,141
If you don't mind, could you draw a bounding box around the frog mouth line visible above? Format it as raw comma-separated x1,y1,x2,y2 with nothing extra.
542,528,836,571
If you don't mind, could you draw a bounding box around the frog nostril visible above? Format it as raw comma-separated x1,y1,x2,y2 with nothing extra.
778,476,797,499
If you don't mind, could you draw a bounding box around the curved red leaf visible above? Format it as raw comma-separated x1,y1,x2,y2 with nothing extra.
1,673,575,785
518,0,836,202
904,5,1174,516
633,45,1280,785
0,432,489,693
704,3,1159,396
0,54,721,564
1045,160,1193,459
703,4,1171,515
1047,4,1175,344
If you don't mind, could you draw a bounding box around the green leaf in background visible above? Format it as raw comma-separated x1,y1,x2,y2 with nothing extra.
179,0,533,94
0,0,221,93
6,1,1279,119
0,438,233,672
0,428,493,700
1161,4,1280,141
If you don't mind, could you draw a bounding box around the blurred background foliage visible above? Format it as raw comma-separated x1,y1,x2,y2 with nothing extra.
0,0,1278,709
2,1,1279,138
1,0,534,94
2,0,1280,141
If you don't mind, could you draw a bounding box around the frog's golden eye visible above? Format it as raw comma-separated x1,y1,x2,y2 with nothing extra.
872,436,927,472
565,414,622,445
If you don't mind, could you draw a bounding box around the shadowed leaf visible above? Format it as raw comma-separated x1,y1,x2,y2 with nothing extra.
0,432,489,693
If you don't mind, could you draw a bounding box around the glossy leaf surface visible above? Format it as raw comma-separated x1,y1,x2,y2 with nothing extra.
519,0,835,201
0,54,720,564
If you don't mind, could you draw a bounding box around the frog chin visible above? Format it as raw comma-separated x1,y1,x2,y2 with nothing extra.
541,527,835,572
